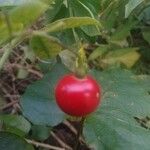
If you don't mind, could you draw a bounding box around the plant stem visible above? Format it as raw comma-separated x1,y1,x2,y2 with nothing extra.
0,32,30,71
0,10,13,71
26,139,65,150
67,0,80,43
75,46,88,78
51,131,72,150
0,38,18,71
74,117,86,150
0,47,11,71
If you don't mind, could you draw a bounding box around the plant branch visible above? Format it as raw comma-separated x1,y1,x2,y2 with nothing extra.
26,139,65,150
0,36,24,71
8,63,43,78
0,47,12,71
0,100,19,111
0,29,31,72
63,120,84,142
51,131,73,150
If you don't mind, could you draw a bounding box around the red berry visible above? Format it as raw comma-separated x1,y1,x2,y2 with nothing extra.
55,74,101,117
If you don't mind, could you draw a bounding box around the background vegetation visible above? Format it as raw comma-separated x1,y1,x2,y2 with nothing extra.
0,0,150,150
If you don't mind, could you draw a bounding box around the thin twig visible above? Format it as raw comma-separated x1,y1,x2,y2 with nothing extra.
28,68,43,78
0,32,29,71
0,85,13,102
0,83,21,112
4,95,20,98
0,81,13,92
51,131,73,150
63,120,84,142
63,120,77,134
26,139,65,150
0,100,19,110
7,63,43,78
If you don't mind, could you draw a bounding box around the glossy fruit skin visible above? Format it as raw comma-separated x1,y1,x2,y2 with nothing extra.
55,74,101,117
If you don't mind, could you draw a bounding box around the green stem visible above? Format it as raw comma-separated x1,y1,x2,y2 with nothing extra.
0,32,30,72
0,47,11,71
75,46,88,78
0,10,13,71
67,0,79,43
77,0,100,32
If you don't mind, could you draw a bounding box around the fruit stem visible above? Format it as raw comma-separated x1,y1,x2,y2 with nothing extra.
74,117,86,150
75,46,88,79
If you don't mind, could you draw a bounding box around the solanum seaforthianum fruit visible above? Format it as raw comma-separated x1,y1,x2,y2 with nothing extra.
55,74,101,117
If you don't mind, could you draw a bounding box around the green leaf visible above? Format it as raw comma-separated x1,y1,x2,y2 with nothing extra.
9,0,49,28
94,69,150,117
20,63,69,126
101,48,140,68
0,12,23,46
0,115,31,137
81,0,101,14
142,28,150,44
69,0,100,36
110,19,138,41
0,23,23,46
0,0,50,45
99,0,130,31
42,17,101,33
45,1,100,44
55,29,76,46
85,112,150,150
84,69,150,149
45,0,64,22
0,132,34,150
138,6,150,24
30,33,63,59
88,45,108,61
125,0,144,18
31,125,51,141
59,50,76,72
100,0,112,10
100,1,119,31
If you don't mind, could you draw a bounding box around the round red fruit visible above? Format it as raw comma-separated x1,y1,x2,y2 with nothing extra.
55,74,101,117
